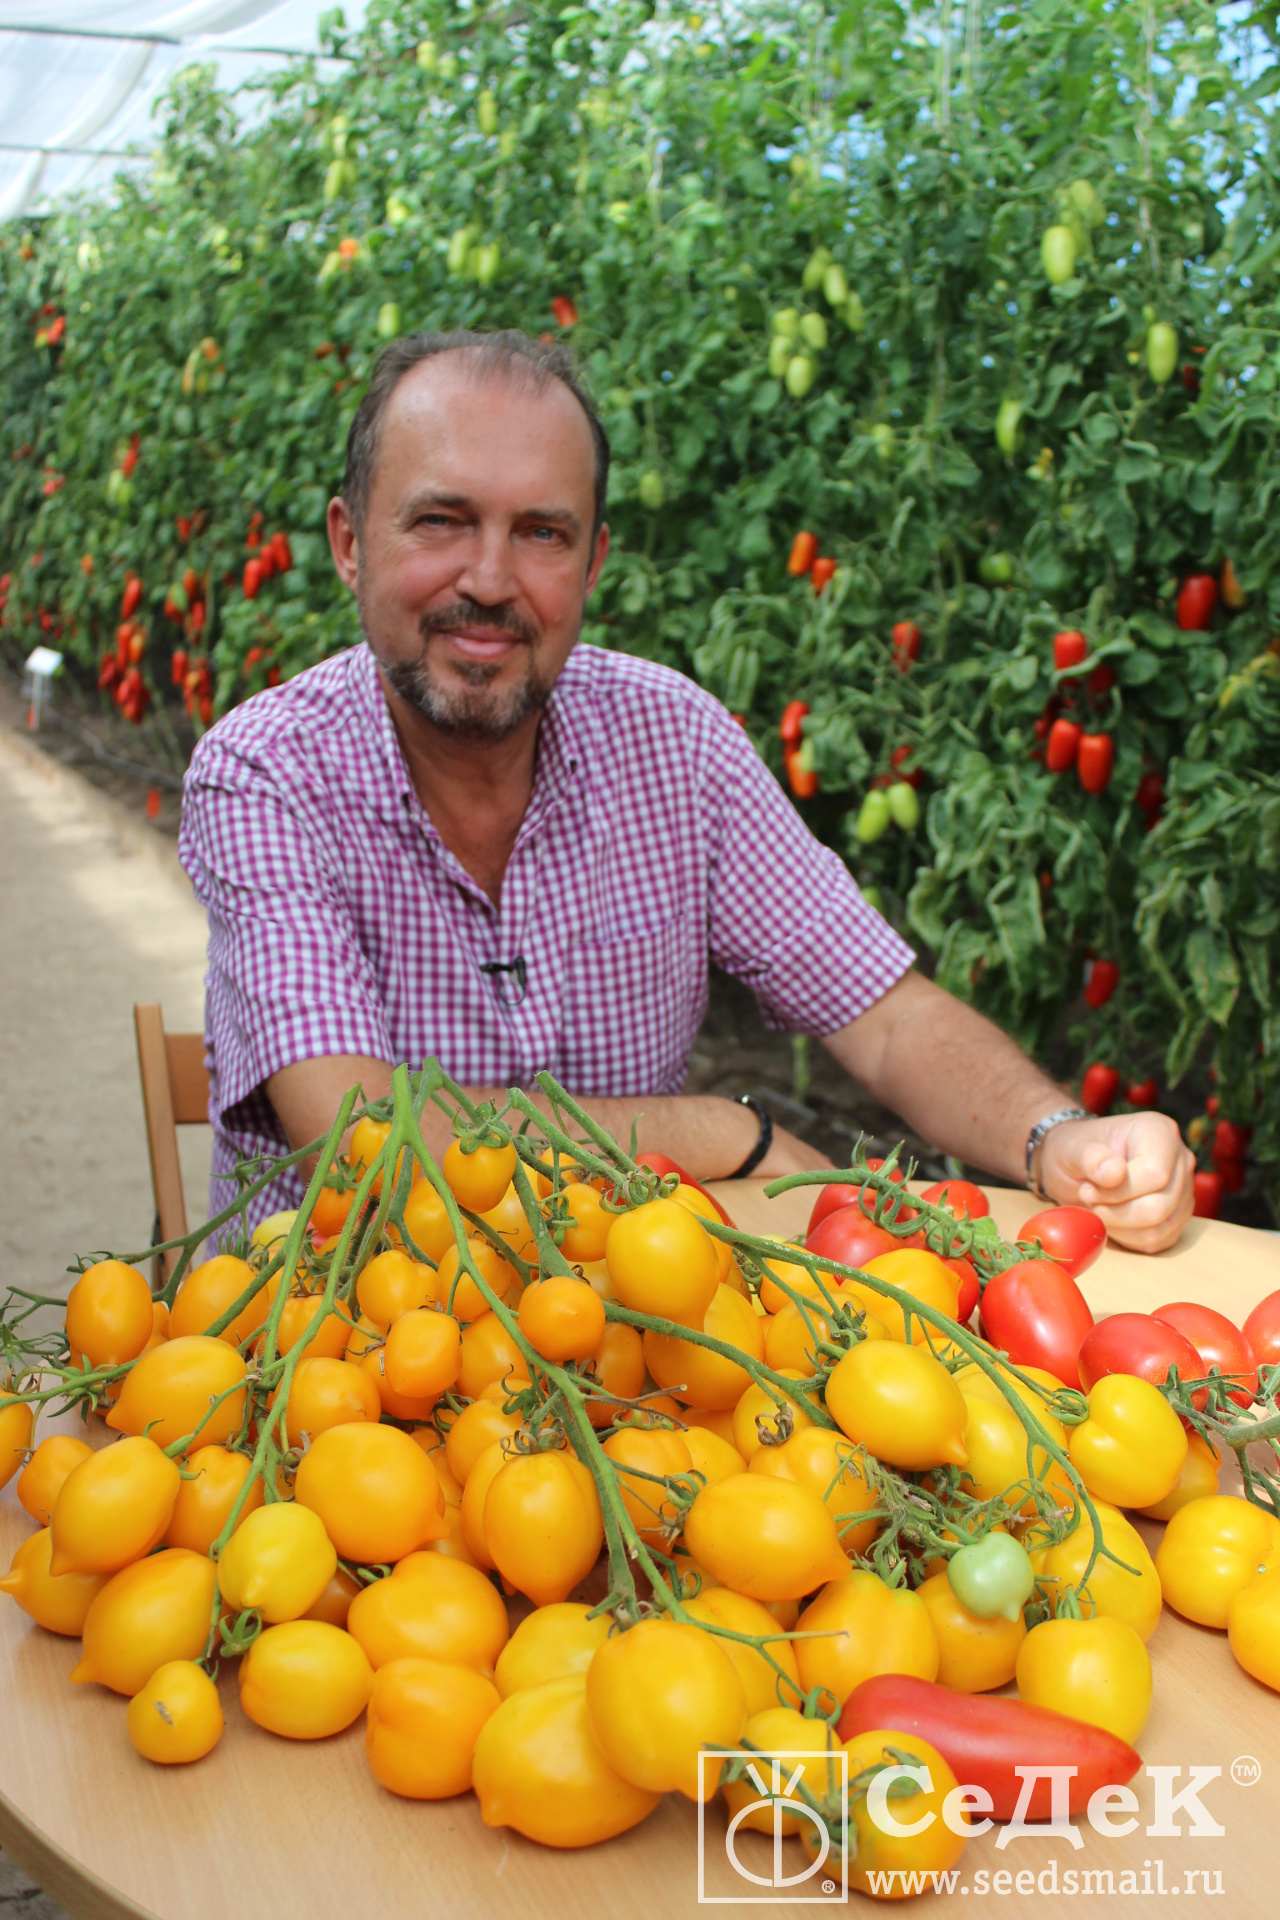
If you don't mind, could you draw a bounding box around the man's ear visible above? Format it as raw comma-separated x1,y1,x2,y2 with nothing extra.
585,522,610,598
327,495,360,592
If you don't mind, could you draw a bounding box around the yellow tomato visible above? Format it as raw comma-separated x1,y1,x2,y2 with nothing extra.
602,1424,693,1546
217,1502,337,1623
794,1569,939,1706
684,1423,746,1486
294,1422,448,1563
749,1425,880,1555
825,1340,969,1469
554,1182,614,1264
670,1183,732,1283
1036,1500,1162,1641
50,1434,180,1576
126,1660,223,1764
457,1310,529,1401
484,1449,603,1605
732,1370,817,1461
722,1705,843,1835
918,1569,1025,1691
1138,1432,1221,1520
347,1117,392,1193
443,1139,517,1214
169,1255,262,1345
473,1674,660,1846
682,1587,803,1714
1228,1566,1280,1692
586,1617,747,1800
383,1308,461,1400
954,1359,1069,1426
164,1444,264,1553
1155,1494,1280,1628
0,1527,107,1634
435,1241,522,1325
839,1729,968,1897
643,1283,764,1410
239,1620,373,1738
854,1248,961,1342
518,1275,606,1362
366,1654,501,1798
268,1291,353,1363
281,1354,381,1444
494,1603,612,1697
64,1260,153,1368
756,1247,831,1315
1068,1373,1188,1509
1016,1614,1152,1744
959,1392,1073,1515
302,1567,362,1628
356,1250,434,1326
583,1321,647,1427
763,1290,887,1375
16,1434,92,1526
392,1176,457,1261
443,1386,524,1485
250,1209,298,1250
347,1550,510,1672
605,1198,720,1328
71,1548,217,1694
0,1398,34,1492
683,1472,849,1601
105,1335,247,1451
356,1341,439,1424
478,1184,539,1264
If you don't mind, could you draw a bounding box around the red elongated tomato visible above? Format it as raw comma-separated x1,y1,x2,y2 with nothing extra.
1077,733,1115,794
919,1179,989,1221
1017,1206,1106,1280
1078,1314,1208,1409
978,1259,1094,1389
804,1207,898,1271
1192,1170,1224,1219
1053,630,1088,674
1084,959,1119,1009
1176,573,1217,631
1244,1290,1280,1371
1081,1063,1120,1116
1151,1302,1257,1407
1045,718,1082,772
943,1257,980,1327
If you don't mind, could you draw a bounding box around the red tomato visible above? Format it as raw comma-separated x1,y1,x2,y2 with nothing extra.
1125,1079,1158,1108
806,1165,905,1238
919,1179,989,1221
1081,1063,1120,1116
1244,1291,1280,1371
1215,1155,1247,1194
1151,1301,1256,1407
778,699,809,746
633,1152,731,1226
1084,960,1119,1009
120,577,142,620
889,744,921,788
1053,630,1088,674
891,622,921,669
1045,718,1082,772
784,746,819,799
943,1256,980,1326
811,557,837,596
1176,573,1217,631
1192,1170,1223,1219
804,1208,898,1272
1214,1120,1252,1159
243,559,262,599
1136,771,1165,818
1077,733,1115,794
837,1675,1140,1822
978,1259,1094,1389
550,294,578,329
1017,1207,1106,1280
786,534,818,577
1078,1313,1207,1408
1087,663,1116,697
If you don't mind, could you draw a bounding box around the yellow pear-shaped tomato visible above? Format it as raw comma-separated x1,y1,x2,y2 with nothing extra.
959,1392,1074,1515
518,1275,606,1363
459,1438,510,1569
169,1256,263,1345
443,1387,524,1485
457,1309,529,1400
366,1654,501,1798
217,1502,337,1623
494,1603,612,1698
383,1309,462,1399
50,1435,181,1575
553,1182,614,1264
583,1321,647,1427
605,1198,719,1328
1068,1373,1188,1510
763,1289,887,1374
954,1359,1068,1426
347,1551,510,1673
65,1260,153,1368
0,1527,108,1634
643,1284,764,1410
1138,1431,1220,1520
1228,1566,1280,1692
1016,1614,1152,1745
239,1620,373,1738
484,1450,603,1605
478,1183,539,1265
473,1674,660,1846
722,1705,843,1834
682,1586,803,1714
16,1434,92,1526
356,1249,434,1326
683,1473,850,1601
393,1176,458,1262
825,1341,969,1469
1155,1493,1280,1628
71,1548,217,1694
918,1569,1026,1692
353,1341,438,1424
602,1424,693,1547
126,1659,224,1764
443,1139,517,1214
294,1421,448,1563
756,1247,832,1315
731,1371,817,1462
586,1617,747,1800
106,1335,247,1451
433,1240,522,1325
281,1354,381,1445
795,1569,940,1706
164,1444,264,1553
1035,1500,1162,1640
0,1398,34,1491
670,1184,733,1283
749,1425,880,1555
853,1248,960,1343
683,1423,746,1487
301,1568,362,1628
836,1729,967,1896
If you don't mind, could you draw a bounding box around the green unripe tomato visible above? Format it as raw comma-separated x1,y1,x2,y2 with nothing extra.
475,241,501,285
768,335,792,378
497,130,517,160
377,302,401,340
799,312,828,351
802,246,832,290
772,307,799,339
855,790,892,844
822,263,848,308
870,423,895,460
842,293,867,331
477,91,499,135
415,39,437,71
995,398,1024,458
386,193,411,227
1066,177,1105,228
1040,224,1077,286
1146,321,1178,385
861,885,885,912
638,470,665,511
979,551,1015,586
886,782,920,831
322,160,347,203
785,354,816,399
438,53,458,79
947,1533,1035,1623
446,228,471,273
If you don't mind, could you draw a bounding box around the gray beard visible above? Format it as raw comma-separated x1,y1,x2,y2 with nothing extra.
363,596,553,744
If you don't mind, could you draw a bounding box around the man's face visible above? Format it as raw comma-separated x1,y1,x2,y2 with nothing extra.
328,355,608,743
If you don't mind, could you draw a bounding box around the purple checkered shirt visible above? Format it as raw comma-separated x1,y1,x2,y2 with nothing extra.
179,641,913,1224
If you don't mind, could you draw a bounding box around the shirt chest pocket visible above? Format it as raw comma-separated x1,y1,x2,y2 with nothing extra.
553,910,702,1097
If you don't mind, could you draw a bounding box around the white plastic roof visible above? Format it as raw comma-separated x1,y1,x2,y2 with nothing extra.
0,1,367,221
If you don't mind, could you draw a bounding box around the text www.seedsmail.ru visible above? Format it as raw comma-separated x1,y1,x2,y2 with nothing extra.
863,1863,1226,1897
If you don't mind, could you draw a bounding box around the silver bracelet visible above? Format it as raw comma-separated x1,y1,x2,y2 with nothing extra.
1024,1108,1090,1201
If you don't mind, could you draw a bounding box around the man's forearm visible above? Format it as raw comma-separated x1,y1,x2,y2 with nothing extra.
823,971,1069,1187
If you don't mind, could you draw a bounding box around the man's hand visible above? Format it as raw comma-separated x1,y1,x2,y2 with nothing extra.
1038,1112,1196,1253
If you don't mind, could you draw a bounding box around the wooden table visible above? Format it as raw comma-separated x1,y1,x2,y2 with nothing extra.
2,1185,1278,1920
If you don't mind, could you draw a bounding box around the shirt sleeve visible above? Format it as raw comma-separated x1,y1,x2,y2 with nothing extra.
179,737,394,1130
696,702,916,1034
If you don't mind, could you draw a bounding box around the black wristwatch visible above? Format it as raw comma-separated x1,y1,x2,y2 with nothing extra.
726,1095,774,1179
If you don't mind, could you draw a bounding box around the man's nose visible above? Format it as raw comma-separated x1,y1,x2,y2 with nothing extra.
453,522,518,609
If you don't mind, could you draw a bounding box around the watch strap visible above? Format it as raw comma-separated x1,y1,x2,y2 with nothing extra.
727,1096,774,1180
1025,1107,1090,1200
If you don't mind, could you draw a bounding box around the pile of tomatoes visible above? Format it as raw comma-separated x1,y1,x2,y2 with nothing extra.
2,1077,1279,1890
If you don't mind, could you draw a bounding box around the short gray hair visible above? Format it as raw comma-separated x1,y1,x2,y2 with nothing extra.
342,328,611,542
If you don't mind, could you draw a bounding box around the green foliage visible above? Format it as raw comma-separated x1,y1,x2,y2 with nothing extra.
2,0,1279,1205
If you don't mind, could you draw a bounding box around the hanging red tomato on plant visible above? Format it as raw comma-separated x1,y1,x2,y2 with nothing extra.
1045,718,1082,772
1084,959,1118,1009
1077,734,1115,794
1176,573,1217,631
1081,1062,1120,1115
550,295,578,328
811,557,837,595
787,531,818,576
1053,630,1087,674
779,700,809,747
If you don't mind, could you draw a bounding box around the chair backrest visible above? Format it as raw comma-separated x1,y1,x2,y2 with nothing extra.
133,1004,210,1283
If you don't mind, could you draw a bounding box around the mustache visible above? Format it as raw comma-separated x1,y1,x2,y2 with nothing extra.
418,600,538,645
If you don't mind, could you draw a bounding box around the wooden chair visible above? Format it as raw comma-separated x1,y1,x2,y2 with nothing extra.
133,1004,210,1285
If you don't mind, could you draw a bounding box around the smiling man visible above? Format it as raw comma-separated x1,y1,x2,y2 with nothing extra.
179,328,1193,1249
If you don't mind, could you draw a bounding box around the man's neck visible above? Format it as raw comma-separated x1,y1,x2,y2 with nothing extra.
378,670,542,905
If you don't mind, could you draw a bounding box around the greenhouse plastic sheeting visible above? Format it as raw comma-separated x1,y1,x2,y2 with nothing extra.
0,0,366,220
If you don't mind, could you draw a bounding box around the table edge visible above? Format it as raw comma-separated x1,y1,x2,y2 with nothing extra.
0,1786,159,1920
